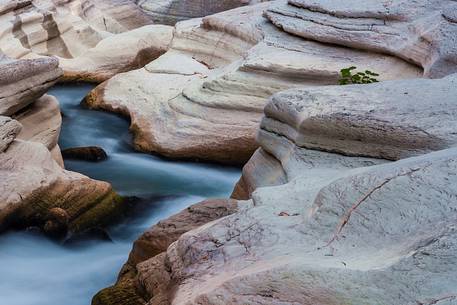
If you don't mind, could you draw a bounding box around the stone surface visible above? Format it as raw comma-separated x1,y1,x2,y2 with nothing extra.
0,0,172,82
261,74,457,161
15,94,61,151
86,1,421,164
0,54,62,116
92,198,238,305
96,73,457,304
0,139,125,235
136,0,268,25
0,116,22,152
157,147,457,305
265,0,457,78
62,146,108,162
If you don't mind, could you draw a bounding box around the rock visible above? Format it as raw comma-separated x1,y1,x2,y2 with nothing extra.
261,73,457,161
0,139,125,236
0,54,62,116
265,0,457,78
136,0,268,25
0,116,22,152
86,1,421,164
157,147,457,305
92,198,238,305
62,146,108,162
0,0,173,82
14,95,62,151
59,25,173,82
96,73,457,304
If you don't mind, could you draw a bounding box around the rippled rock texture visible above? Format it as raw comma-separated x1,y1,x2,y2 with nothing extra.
86,1,422,164
98,75,457,305
0,0,173,82
0,54,124,237
135,0,268,25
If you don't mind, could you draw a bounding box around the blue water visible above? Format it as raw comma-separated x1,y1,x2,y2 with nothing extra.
0,84,240,305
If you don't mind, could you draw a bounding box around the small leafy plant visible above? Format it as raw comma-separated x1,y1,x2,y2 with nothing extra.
339,66,380,85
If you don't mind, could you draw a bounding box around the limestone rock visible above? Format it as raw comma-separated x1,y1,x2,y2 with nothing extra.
86,1,421,164
15,94,61,151
97,73,457,304
136,0,268,25
265,0,457,78
0,139,125,235
261,74,457,161
157,147,457,305
0,0,172,82
92,198,238,305
0,54,62,116
0,116,22,152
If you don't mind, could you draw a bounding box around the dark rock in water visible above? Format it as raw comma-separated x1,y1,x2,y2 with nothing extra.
62,146,108,162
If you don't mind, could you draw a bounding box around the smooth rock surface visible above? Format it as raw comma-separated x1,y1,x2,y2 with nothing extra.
86,1,421,164
0,0,172,82
15,94,61,151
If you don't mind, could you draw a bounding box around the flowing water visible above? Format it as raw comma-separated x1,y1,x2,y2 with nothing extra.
0,84,241,305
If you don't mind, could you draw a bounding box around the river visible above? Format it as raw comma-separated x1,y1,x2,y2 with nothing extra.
0,84,240,305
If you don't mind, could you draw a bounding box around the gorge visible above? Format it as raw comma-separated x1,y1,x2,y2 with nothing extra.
0,0,456,305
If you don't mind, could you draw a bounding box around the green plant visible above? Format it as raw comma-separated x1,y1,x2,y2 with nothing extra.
339,66,380,85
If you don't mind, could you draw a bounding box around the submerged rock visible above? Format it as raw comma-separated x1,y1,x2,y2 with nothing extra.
86,1,421,164
62,146,108,162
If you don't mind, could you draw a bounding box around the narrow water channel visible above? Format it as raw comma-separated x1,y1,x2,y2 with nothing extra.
0,84,241,305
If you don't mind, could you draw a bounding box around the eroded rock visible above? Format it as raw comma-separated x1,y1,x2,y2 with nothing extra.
0,54,62,116
0,139,125,236
136,0,268,25
265,0,457,78
86,1,421,164
0,0,172,82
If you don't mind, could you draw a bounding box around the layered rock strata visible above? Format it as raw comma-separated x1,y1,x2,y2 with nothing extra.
86,1,422,164
135,0,268,25
0,0,173,82
94,75,457,305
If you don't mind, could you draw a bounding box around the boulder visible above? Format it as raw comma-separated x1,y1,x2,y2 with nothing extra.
0,54,62,116
265,0,457,78
62,146,108,162
0,0,173,82
0,139,125,236
85,1,421,164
